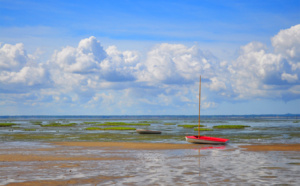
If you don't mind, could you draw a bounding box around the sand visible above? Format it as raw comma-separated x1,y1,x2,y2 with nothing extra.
53,141,205,150
1,142,300,185
239,144,300,151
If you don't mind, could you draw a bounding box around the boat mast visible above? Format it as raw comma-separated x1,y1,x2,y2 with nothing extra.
198,75,201,138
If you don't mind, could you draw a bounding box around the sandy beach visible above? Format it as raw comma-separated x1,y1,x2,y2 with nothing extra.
1,142,300,185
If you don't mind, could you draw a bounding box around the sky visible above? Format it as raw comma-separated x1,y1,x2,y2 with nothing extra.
0,0,300,115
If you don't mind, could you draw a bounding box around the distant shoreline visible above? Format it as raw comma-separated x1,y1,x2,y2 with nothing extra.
1,114,300,120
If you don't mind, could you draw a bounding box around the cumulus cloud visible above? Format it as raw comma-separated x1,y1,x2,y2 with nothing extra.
49,36,141,90
1,24,300,114
224,25,300,100
44,36,144,106
141,43,218,85
272,24,300,64
271,25,300,87
0,43,49,92
100,45,140,82
0,43,28,71
227,42,282,98
50,36,106,74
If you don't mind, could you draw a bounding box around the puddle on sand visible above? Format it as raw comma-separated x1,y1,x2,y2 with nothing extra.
0,142,299,185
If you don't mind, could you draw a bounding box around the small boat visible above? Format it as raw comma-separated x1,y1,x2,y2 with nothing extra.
136,129,161,134
185,135,229,144
185,75,229,144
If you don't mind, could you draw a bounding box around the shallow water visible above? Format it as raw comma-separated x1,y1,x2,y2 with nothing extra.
0,116,299,144
0,142,299,185
1,116,300,185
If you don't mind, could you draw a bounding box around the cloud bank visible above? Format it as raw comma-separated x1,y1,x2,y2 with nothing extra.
1,25,300,114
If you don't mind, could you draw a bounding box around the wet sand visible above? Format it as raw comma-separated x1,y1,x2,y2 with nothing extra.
239,144,300,151
53,142,205,150
1,142,300,185
53,142,300,151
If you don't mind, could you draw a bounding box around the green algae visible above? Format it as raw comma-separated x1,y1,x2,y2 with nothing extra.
289,133,300,138
164,123,176,125
97,123,150,126
82,122,100,124
30,121,43,125
85,127,101,130
0,123,17,127
23,128,37,131
213,125,250,129
85,127,136,130
287,162,300,165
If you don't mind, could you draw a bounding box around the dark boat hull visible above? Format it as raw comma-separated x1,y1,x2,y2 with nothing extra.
136,129,161,134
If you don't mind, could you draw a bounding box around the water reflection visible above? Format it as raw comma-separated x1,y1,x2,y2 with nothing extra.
194,145,226,150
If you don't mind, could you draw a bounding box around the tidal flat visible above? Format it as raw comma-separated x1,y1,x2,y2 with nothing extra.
0,142,299,185
0,115,299,185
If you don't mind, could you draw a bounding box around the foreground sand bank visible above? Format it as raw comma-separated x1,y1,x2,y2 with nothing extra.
53,141,205,150
1,142,299,163
1,142,300,185
239,144,300,151
53,141,300,151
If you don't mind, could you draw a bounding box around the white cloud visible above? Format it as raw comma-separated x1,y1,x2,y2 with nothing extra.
0,65,46,85
272,24,300,61
228,41,282,98
281,72,298,83
141,43,217,84
0,43,28,71
202,101,217,109
1,24,300,114
48,36,141,93
100,45,141,82
0,43,49,92
272,24,300,74
226,24,300,100
50,36,106,74
208,77,226,91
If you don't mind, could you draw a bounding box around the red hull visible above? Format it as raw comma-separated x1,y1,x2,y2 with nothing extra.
185,135,229,144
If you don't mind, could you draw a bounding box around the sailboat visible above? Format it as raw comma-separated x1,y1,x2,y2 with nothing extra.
185,76,230,144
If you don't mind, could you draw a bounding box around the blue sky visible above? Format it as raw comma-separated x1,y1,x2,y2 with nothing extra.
0,0,300,115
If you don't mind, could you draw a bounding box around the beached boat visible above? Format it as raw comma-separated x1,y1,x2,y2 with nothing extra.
185,76,229,144
136,129,162,134
185,135,229,144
